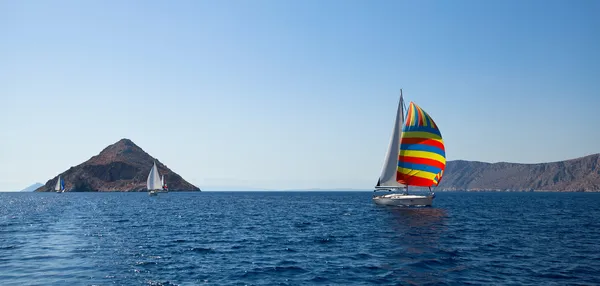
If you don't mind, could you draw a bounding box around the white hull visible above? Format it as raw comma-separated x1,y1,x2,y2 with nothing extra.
149,190,158,196
372,193,434,206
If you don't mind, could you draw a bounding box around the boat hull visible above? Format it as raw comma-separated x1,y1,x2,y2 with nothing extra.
372,193,434,206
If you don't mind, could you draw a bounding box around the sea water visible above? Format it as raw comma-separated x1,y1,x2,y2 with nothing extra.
1,191,599,285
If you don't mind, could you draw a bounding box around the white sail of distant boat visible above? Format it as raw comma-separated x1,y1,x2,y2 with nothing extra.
147,161,162,196
55,175,65,193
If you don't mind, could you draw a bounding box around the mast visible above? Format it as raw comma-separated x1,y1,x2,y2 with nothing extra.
401,89,408,194
376,89,405,189
399,89,409,195
400,89,404,124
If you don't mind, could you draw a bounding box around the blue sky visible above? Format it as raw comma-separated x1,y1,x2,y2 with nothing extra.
1,0,599,191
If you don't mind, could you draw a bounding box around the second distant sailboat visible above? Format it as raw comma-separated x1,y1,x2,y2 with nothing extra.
147,161,162,196
55,175,65,193
159,175,169,193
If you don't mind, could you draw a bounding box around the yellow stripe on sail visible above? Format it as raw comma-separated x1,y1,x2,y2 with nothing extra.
398,167,438,180
402,131,442,141
399,150,446,164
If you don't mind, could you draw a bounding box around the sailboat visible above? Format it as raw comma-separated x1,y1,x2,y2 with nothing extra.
159,175,169,193
373,89,446,206
55,175,65,193
146,161,162,196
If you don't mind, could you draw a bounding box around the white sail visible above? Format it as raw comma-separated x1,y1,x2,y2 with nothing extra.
146,162,162,191
54,175,62,191
377,91,404,188
161,175,164,186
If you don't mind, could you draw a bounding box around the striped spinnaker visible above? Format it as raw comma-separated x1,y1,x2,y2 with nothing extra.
397,102,446,187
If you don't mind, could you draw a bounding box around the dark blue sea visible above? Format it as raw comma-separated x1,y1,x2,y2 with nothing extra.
1,191,599,285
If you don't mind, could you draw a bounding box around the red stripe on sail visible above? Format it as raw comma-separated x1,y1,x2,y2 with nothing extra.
397,173,436,187
417,106,425,126
399,156,446,170
400,138,445,151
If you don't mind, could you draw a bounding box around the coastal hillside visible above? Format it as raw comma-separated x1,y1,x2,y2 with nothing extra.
20,183,43,192
437,154,600,192
35,139,200,192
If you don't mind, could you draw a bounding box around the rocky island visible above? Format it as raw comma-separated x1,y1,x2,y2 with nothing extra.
437,153,600,192
35,139,200,192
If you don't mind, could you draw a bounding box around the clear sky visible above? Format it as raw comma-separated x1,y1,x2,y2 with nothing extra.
1,0,599,191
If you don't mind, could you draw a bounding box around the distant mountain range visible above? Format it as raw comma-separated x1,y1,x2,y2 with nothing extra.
161,154,600,192
437,153,600,192
35,139,200,192
20,183,43,192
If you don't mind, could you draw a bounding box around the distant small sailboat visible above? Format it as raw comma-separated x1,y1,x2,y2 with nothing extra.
159,175,169,193
147,161,162,196
55,175,65,193
373,89,446,206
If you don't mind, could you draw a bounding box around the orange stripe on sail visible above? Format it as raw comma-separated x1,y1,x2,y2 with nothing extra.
405,103,413,127
405,103,413,126
411,103,418,126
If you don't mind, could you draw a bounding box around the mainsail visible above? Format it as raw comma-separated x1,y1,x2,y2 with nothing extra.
54,175,64,191
146,161,162,191
377,92,405,188
397,102,446,187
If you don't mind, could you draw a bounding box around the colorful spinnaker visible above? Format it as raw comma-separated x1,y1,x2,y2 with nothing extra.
397,102,446,187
